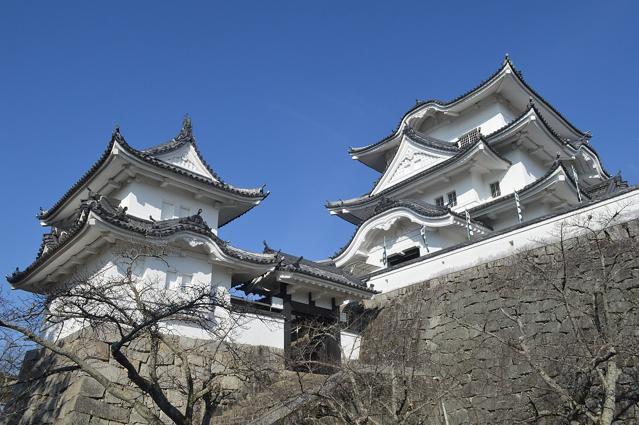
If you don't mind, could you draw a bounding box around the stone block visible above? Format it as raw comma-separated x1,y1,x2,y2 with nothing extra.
62,395,129,423
63,377,106,401
56,412,92,425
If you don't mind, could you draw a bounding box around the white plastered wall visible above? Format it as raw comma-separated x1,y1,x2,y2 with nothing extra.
114,179,220,231
43,242,236,341
423,101,516,142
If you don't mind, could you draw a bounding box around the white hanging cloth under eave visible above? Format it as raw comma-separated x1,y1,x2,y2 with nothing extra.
465,209,473,240
420,225,429,253
571,164,582,203
514,190,523,223
382,236,388,267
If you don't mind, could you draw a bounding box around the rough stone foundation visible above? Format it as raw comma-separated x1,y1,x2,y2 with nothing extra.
4,220,639,424
2,332,284,425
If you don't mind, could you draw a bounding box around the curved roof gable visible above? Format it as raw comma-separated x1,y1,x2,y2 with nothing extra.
483,104,609,180
331,198,491,265
369,129,456,195
350,56,587,172
142,116,219,180
327,138,511,213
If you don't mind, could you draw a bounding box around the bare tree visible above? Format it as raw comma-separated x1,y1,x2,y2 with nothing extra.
0,246,275,425
453,211,639,424
269,303,460,425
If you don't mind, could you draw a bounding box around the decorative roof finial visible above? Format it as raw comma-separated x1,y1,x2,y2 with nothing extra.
262,240,271,253
179,114,193,139
503,53,511,65
528,97,535,108
293,256,304,268
112,125,122,140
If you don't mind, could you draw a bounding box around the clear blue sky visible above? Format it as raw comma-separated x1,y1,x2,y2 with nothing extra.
2,1,638,291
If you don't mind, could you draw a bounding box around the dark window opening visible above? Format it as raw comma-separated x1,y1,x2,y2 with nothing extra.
387,247,421,267
490,181,501,198
447,191,457,207
435,196,445,207
457,127,481,148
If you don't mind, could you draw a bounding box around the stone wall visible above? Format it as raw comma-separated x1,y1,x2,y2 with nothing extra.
4,218,639,425
2,331,284,425
356,218,639,424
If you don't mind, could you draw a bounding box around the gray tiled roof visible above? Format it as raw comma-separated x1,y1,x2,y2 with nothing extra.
327,138,510,209
38,120,267,222
9,196,277,285
349,55,586,157
583,175,628,198
262,245,373,291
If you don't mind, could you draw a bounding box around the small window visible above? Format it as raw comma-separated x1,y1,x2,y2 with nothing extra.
490,182,501,198
435,196,445,208
180,274,192,289
165,271,178,290
165,272,192,290
447,191,457,207
387,247,421,267
161,202,175,220
457,127,481,148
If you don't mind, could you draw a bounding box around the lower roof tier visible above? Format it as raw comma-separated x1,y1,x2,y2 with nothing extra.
8,196,374,300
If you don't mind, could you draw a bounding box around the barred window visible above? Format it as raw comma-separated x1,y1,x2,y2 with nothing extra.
435,196,445,207
447,191,457,207
490,181,501,198
457,127,481,148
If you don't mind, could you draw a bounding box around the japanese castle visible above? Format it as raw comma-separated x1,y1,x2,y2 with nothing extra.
326,55,628,290
7,55,633,355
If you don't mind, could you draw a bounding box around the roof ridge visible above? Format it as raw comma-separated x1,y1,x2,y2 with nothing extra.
141,115,227,182
349,55,586,158
403,127,460,152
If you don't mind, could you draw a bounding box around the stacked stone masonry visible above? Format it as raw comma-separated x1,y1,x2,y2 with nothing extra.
4,219,639,424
